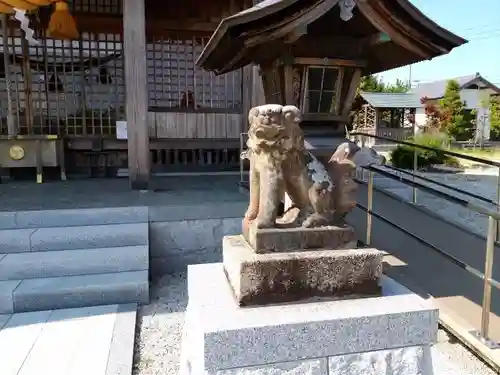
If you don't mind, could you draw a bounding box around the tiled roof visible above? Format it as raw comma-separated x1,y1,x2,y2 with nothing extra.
409,74,479,100
360,91,423,108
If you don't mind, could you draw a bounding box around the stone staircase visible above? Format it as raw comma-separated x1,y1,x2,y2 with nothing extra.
0,207,150,313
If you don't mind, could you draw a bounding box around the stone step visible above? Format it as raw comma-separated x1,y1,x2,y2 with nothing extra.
0,228,36,253
0,245,148,281
0,280,20,314
12,271,149,313
0,222,149,253
0,206,148,230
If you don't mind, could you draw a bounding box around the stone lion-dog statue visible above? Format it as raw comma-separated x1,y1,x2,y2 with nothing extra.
241,104,384,229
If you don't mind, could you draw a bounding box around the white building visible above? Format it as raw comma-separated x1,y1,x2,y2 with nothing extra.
410,73,500,141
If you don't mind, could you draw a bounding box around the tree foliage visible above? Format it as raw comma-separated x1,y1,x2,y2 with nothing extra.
490,96,500,139
358,75,410,93
420,96,442,131
438,80,472,141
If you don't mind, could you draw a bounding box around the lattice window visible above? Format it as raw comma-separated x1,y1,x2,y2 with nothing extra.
304,66,342,114
147,36,242,111
71,0,122,14
0,26,125,136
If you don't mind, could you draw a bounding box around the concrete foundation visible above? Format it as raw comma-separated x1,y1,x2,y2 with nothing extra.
180,263,438,375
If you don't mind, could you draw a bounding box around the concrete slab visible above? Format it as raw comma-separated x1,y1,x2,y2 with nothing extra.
105,304,138,375
0,304,137,375
17,306,114,375
0,245,149,281
64,305,118,375
0,310,52,375
13,271,149,312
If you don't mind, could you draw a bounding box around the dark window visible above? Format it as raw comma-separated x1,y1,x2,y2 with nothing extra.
306,67,340,114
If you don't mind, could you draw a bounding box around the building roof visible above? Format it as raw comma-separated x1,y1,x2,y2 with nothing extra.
196,0,467,75
410,73,500,100
360,92,423,109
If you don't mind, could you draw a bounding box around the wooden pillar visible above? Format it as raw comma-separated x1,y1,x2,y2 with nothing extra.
342,68,362,118
123,0,150,190
283,65,294,105
252,65,266,106
250,0,266,108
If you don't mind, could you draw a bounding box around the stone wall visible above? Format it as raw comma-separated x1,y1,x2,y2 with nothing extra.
149,202,246,278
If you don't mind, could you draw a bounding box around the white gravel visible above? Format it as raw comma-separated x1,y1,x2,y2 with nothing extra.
371,166,500,237
133,272,187,375
132,272,497,375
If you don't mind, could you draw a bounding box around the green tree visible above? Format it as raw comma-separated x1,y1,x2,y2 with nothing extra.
490,96,500,139
358,75,409,93
385,78,410,93
359,75,386,93
439,80,471,140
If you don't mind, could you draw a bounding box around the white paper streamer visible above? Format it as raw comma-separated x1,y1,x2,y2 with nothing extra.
14,8,38,45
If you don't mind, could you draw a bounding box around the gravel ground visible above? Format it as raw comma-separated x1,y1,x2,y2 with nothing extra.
133,272,187,375
370,166,499,237
132,272,497,375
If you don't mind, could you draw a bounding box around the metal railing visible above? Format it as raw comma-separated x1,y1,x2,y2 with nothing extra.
352,132,500,348
350,132,500,212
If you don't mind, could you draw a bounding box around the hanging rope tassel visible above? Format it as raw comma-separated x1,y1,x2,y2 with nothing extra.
47,1,78,40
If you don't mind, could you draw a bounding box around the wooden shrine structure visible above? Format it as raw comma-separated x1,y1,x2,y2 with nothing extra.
351,91,423,144
197,0,466,140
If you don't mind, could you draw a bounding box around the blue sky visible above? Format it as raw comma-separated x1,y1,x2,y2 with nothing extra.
378,0,500,86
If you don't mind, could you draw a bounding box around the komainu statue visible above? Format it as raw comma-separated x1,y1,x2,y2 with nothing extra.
241,104,384,229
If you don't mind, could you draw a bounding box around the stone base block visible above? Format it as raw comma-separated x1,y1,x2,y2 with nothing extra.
223,235,382,306
179,263,438,375
243,221,357,253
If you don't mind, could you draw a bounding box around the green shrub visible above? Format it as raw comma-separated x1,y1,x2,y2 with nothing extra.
412,132,452,149
390,132,458,169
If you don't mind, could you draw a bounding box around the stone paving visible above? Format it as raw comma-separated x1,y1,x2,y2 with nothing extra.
0,304,137,375
0,175,246,211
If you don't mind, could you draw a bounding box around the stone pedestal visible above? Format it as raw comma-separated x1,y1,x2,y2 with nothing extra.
243,221,357,253
180,263,438,375
223,235,383,306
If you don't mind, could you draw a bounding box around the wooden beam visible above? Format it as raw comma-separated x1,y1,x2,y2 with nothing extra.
292,57,367,68
357,2,430,58
283,25,307,44
123,0,150,190
342,68,362,117
74,12,218,37
243,0,337,48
